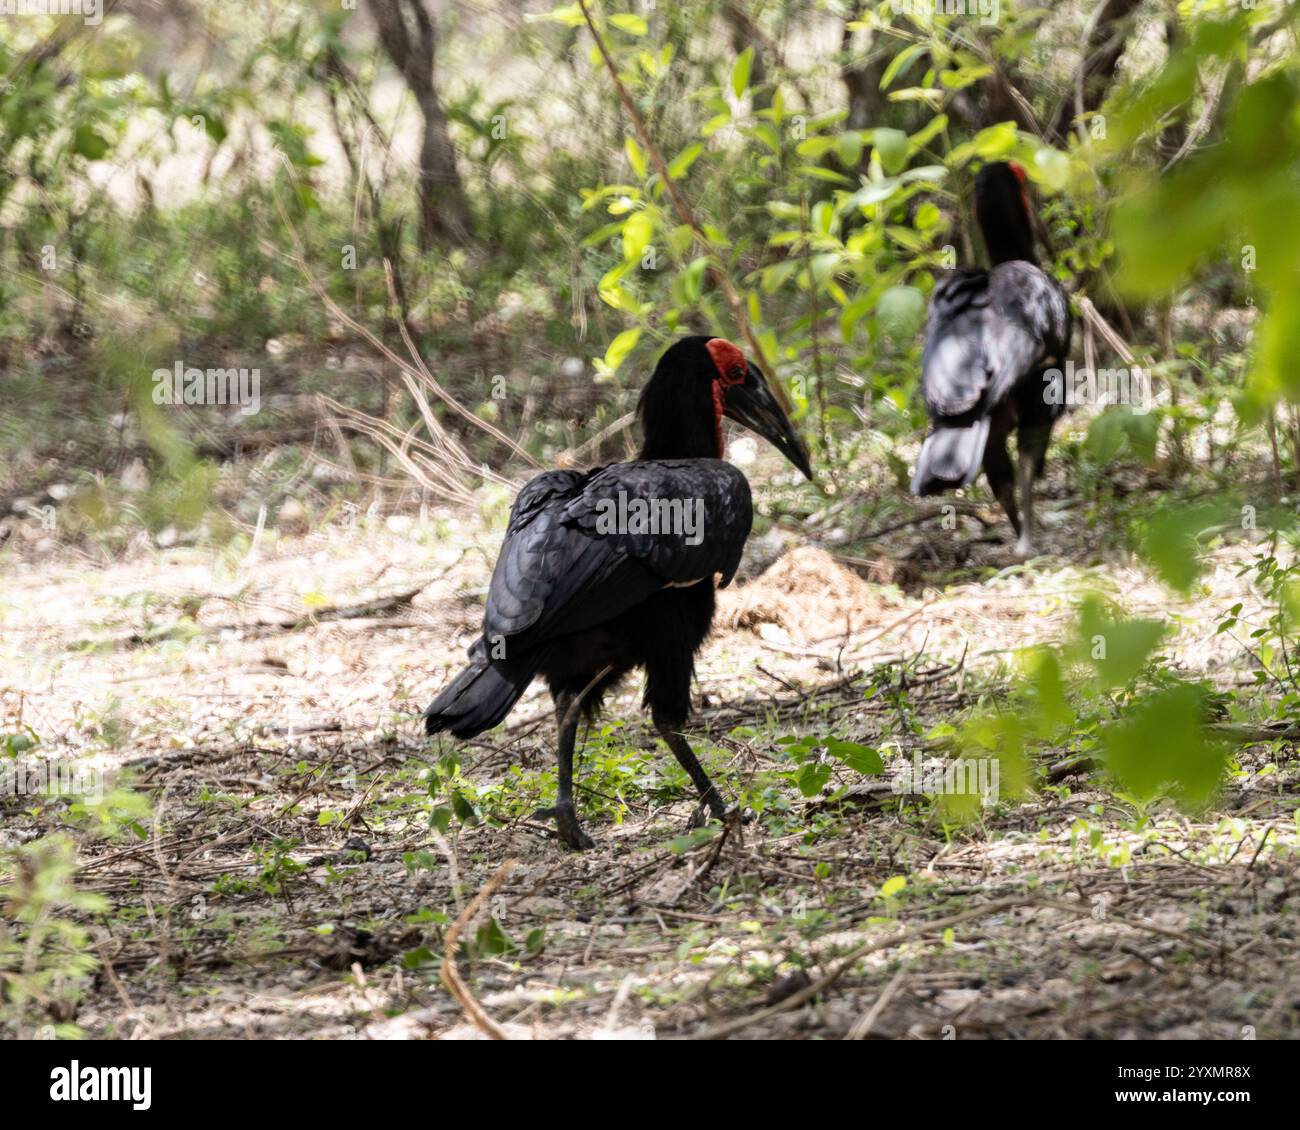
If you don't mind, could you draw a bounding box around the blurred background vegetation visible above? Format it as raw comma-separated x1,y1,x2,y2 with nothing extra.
0,0,1294,516
2,1,1298,767
4,0,1300,1039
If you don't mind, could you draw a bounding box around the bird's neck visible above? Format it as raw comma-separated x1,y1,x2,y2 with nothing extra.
638,388,724,462
638,421,722,462
976,196,1038,266
982,226,1037,267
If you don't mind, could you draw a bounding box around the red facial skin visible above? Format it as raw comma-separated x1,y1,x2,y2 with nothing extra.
705,338,746,457
1007,161,1034,220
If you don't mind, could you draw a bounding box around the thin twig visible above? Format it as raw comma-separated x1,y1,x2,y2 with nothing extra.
844,961,909,1040
440,859,519,1040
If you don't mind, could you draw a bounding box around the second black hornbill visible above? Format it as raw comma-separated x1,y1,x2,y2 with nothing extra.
424,336,813,849
910,161,1072,559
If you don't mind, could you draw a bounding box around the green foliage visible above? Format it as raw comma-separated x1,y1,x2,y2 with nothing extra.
1223,537,1300,711
1099,684,1230,811
775,733,883,799
0,836,107,1038
1066,595,1167,689
1137,503,1219,595
1110,8,1300,410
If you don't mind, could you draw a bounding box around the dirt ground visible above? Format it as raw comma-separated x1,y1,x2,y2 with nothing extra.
2,468,1298,1040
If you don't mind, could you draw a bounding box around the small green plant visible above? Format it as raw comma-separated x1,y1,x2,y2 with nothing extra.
214,838,307,902
774,733,883,799
0,836,107,1038
1223,538,1300,713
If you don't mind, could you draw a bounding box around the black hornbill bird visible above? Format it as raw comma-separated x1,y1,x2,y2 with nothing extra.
910,161,1072,559
424,336,813,849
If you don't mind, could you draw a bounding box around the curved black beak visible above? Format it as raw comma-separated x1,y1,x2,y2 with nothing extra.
723,361,814,480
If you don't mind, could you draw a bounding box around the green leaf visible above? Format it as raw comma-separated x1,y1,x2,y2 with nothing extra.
880,43,928,91
678,256,708,304
845,177,902,209
1084,411,1126,464
873,128,908,174
1100,684,1230,810
1252,289,1300,404
600,327,642,375
702,112,732,138
765,201,803,222
731,46,753,99
535,3,586,27
1139,504,1216,594
609,13,648,35
451,790,477,825
795,137,837,159
1068,595,1166,689
73,125,110,160
795,165,854,185
475,917,514,955
811,200,835,235
836,130,864,167
1032,146,1070,193
947,121,1018,167
622,210,654,261
797,762,832,797
939,63,993,92
825,739,883,776
666,143,703,180
752,121,782,153
876,285,925,339
1025,649,1073,735
879,875,907,898
669,826,720,854
625,135,647,179
907,114,948,154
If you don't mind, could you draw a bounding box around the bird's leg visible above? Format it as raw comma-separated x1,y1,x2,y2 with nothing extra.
653,711,737,830
534,690,593,850
1013,448,1037,560
1013,424,1051,561
982,427,1022,540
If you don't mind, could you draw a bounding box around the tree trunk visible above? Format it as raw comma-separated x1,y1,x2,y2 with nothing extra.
1048,0,1144,144
842,14,889,134
367,0,472,248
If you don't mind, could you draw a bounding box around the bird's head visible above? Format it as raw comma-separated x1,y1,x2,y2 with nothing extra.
638,335,813,480
973,160,1043,265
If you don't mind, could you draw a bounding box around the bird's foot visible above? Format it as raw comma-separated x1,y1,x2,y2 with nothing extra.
724,803,755,829
686,798,754,831
1012,535,1037,562
685,800,719,831
533,804,595,851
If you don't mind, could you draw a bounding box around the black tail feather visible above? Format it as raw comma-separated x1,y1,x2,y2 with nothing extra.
910,418,990,496
424,640,549,739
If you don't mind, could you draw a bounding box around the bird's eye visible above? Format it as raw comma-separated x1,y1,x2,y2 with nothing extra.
729,364,745,383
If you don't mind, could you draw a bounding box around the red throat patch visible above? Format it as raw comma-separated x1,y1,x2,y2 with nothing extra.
705,338,746,459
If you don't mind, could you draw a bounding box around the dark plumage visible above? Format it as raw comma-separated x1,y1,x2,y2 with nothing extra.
911,161,1072,558
425,336,812,849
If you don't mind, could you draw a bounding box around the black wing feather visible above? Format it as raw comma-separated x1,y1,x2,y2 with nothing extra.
920,262,1070,424
482,459,751,649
